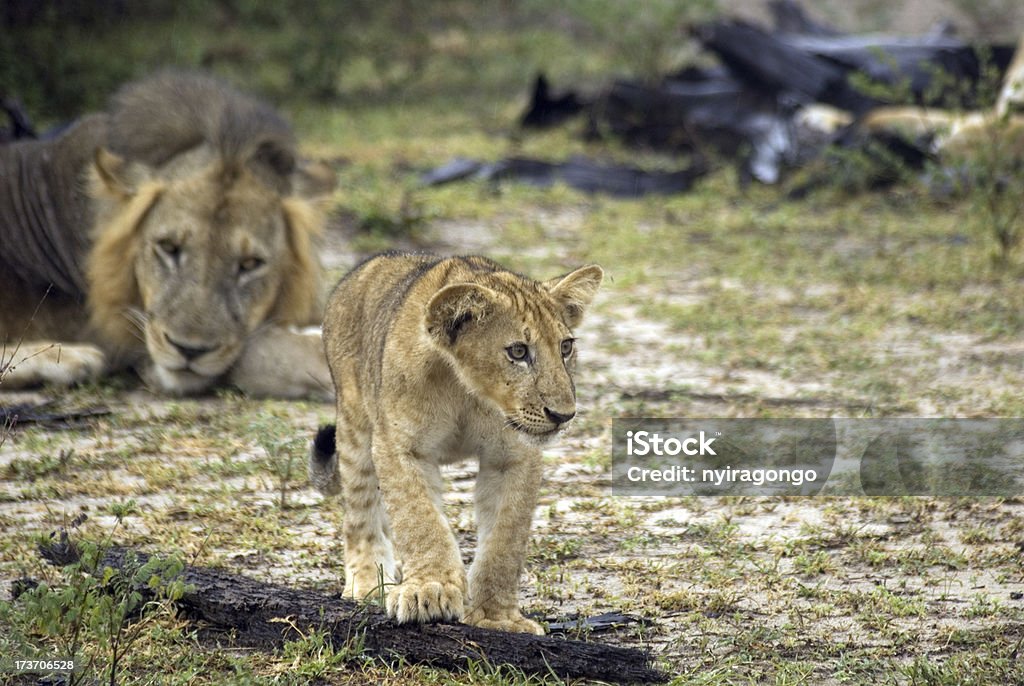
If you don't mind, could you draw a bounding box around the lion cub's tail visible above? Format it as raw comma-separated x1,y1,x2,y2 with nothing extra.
309,424,342,497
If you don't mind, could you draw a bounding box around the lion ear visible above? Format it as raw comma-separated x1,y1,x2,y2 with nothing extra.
92,147,150,198
545,264,604,328
293,160,337,200
252,139,296,178
426,283,499,346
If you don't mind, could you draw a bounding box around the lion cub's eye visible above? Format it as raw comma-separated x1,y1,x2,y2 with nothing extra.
238,256,266,274
506,343,529,362
560,338,575,358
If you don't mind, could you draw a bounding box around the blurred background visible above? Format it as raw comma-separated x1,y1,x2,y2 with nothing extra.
3,0,1022,120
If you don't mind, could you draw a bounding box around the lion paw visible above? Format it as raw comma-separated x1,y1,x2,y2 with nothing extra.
465,608,545,635
50,345,106,385
0,343,105,388
228,326,332,400
386,574,465,624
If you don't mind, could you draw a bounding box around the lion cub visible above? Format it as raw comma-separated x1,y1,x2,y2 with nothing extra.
309,252,602,634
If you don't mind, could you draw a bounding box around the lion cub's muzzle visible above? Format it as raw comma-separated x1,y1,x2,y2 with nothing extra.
508,404,577,442
544,407,576,426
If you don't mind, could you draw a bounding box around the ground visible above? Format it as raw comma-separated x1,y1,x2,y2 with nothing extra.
3,3,1024,684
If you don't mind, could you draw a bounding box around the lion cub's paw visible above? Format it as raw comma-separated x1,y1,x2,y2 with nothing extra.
465,608,545,635
386,574,465,624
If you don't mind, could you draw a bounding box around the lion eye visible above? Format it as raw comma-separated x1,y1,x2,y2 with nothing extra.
238,256,265,274
506,342,529,362
156,239,182,265
560,338,575,358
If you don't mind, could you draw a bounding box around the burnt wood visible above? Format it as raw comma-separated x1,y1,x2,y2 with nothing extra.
520,73,587,129
421,154,708,197
36,540,669,684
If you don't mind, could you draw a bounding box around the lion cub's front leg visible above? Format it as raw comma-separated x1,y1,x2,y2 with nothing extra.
465,443,545,635
372,432,467,624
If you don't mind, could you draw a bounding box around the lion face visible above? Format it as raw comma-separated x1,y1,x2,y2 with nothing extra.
468,304,579,440
86,147,332,394
425,265,603,441
134,173,293,392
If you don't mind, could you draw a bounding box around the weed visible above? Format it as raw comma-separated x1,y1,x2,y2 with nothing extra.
1,513,190,685
957,116,1024,265
274,620,367,679
249,414,307,511
793,550,836,577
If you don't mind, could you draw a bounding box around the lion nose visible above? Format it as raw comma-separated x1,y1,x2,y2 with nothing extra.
166,334,216,362
544,407,576,425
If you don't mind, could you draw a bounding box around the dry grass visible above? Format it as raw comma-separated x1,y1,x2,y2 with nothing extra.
3,4,1024,684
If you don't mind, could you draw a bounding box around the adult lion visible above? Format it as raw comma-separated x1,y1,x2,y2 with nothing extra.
0,71,336,398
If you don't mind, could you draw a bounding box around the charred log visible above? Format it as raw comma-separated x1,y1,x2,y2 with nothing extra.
0,400,111,428
35,540,669,684
421,154,708,197
695,19,874,113
520,73,587,129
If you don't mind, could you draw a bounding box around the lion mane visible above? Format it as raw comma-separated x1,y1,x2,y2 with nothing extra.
0,70,334,394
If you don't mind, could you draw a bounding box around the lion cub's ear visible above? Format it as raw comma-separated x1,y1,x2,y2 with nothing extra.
545,264,604,328
92,147,150,199
426,283,499,346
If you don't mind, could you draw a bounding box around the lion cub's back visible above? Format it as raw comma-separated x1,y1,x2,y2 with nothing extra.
324,251,506,337
323,252,454,389
323,252,512,382
326,252,427,349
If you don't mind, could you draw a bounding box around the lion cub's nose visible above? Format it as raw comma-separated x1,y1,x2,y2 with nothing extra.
544,407,576,425
166,334,216,361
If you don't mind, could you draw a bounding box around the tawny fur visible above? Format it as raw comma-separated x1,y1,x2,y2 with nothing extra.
309,252,603,634
0,71,336,398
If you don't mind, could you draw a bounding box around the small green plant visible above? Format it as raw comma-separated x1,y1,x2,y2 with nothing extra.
276,620,367,679
532,534,583,563
794,550,836,577
250,414,307,510
956,117,1024,266
1,508,190,685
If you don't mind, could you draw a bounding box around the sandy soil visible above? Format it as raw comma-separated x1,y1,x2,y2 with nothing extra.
1,212,1022,684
